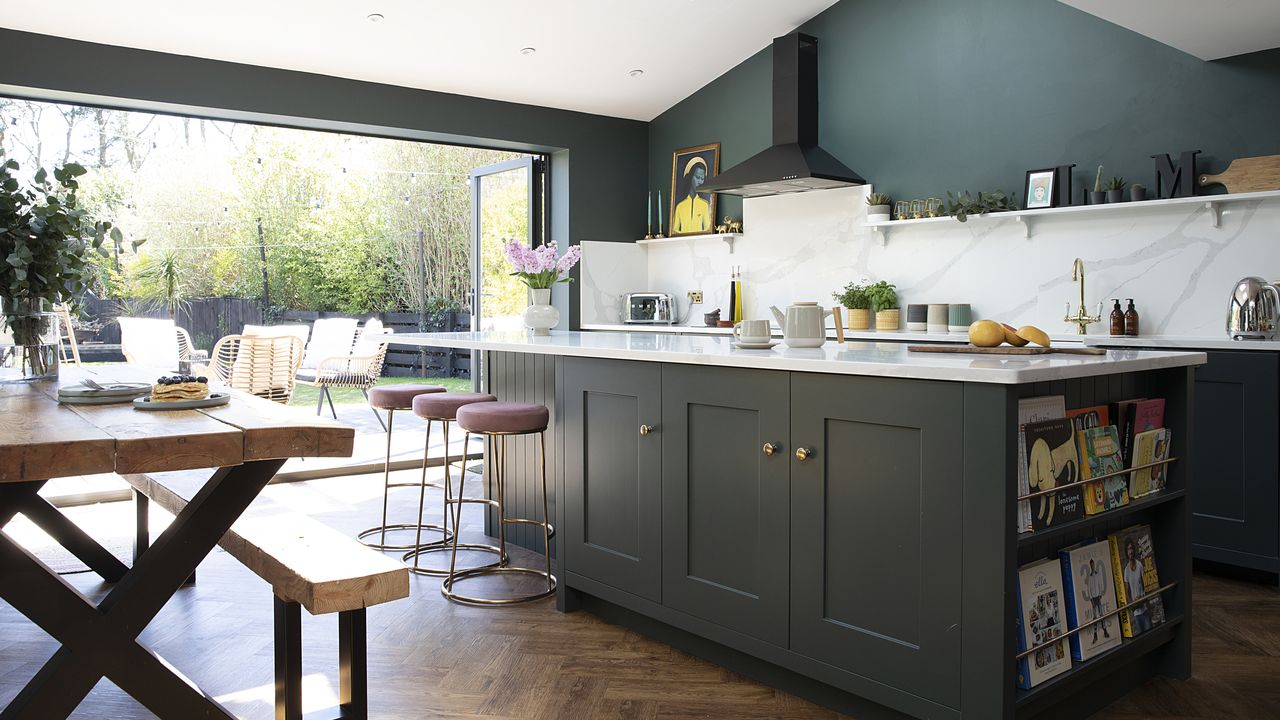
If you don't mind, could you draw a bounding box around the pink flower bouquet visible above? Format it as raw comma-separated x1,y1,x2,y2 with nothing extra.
503,240,582,290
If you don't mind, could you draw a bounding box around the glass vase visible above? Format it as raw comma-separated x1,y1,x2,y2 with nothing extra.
522,288,559,336
0,298,60,383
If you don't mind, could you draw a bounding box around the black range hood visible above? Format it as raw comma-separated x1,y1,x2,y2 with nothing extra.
698,32,864,198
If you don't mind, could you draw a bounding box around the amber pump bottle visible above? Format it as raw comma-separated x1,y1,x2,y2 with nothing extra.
1109,299,1124,336
1123,299,1140,336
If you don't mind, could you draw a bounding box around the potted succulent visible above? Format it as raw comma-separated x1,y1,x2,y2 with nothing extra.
1105,177,1127,204
832,281,872,331
866,192,892,223
0,151,128,381
503,239,581,335
865,280,899,332
1130,183,1147,202
1090,165,1107,205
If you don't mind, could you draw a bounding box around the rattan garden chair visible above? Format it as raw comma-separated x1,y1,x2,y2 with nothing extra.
295,319,394,430
206,334,305,404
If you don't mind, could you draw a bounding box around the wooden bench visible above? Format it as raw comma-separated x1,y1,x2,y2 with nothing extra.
122,470,410,720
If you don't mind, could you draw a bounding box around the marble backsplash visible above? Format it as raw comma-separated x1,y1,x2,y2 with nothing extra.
579,186,1280,337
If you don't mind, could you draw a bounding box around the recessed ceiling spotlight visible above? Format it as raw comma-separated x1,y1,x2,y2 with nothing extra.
521,47,537,56
629,69,645,77
366,13,384,23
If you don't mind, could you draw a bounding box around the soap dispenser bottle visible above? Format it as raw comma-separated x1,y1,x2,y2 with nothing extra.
1109,299,1124,337
1123,299,1140,337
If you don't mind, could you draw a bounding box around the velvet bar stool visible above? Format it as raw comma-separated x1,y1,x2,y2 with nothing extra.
358,384,450,551
402,391,502,576
443,401,556,605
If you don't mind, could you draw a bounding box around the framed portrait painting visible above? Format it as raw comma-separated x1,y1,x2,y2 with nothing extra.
670,143,720,236
1024,168,1057,210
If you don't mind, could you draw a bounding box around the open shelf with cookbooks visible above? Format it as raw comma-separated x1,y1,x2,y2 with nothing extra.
1001,370,1192,718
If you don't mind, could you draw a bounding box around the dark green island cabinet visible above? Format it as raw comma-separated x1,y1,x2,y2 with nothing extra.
403,334,1206,720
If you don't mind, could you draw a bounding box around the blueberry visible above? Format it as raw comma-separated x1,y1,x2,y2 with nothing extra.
196,376,207,383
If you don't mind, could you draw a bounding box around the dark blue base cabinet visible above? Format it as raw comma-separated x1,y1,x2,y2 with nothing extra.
521,354,1194,719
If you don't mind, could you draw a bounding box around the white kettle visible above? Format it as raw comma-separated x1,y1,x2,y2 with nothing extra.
769,302,832,348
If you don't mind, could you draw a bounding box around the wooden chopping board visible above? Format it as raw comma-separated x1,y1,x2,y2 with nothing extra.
907,345,1106,356
1198,155,1280,193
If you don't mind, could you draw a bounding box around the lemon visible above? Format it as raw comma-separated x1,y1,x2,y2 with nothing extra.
969,320,1005,347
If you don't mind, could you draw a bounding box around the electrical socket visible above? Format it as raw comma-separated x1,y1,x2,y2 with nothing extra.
687,291,704,304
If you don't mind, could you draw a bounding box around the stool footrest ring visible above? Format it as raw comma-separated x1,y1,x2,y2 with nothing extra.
357,522,452,552
402,543,506,577
441,567,557,605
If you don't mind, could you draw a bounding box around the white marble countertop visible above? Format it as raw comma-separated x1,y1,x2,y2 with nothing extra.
1080,334,1280,351
392,331,1206,384
581,323,1088,345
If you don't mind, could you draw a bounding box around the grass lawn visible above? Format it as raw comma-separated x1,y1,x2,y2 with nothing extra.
289,376,472,408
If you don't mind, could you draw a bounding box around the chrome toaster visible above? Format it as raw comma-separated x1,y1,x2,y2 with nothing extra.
1227,276,1280,340
622,292,677,324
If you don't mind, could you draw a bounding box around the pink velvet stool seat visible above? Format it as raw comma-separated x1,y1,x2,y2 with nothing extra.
455,402,550,435
402,392,500,577
412,392,497,421
443,401,556,606
367,383,445,410
357,383,450,552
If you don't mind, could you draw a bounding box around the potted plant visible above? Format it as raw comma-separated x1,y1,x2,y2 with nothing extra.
832,281,871,331
866,192,892,223
1091,165,1106,205
945,190,1018,223
503,239,581,335
1105,177,1127,204
0,151,126,381
1131,183,1147,202
865,280,899,332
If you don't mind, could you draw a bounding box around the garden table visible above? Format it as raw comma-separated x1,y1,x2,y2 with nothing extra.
0,366,354,719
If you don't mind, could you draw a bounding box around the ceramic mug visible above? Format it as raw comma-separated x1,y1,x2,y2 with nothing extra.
906,303,928,332
948,303,972,333
927,304,950,333
734,319,772,344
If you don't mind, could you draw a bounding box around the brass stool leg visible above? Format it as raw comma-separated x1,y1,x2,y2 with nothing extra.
441,429,557,606
359,407,452,552
410,418,432,566
380,408,395,545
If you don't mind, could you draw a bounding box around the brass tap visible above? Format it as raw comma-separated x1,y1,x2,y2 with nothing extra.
1064,257,1101,335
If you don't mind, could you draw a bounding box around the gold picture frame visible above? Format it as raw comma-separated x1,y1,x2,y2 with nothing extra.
669,143,720,236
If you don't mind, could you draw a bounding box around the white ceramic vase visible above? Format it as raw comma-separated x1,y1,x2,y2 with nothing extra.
523,288,559,335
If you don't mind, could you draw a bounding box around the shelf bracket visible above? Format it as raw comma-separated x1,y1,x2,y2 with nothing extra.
1205,201,1222,228
723,235,736,254
870,226,887,246
1013,215,1032,239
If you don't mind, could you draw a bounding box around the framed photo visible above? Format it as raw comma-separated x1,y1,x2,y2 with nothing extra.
1024,168,1057,210
670,143,720,236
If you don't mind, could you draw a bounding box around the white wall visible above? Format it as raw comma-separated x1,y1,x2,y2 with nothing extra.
580,186,1280,337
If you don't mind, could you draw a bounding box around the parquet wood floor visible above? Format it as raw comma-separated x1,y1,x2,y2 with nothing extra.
1,469,1276,719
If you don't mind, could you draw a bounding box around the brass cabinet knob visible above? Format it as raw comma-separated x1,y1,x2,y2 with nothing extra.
795,447,813,462
640,424,654,436
762,442,779,456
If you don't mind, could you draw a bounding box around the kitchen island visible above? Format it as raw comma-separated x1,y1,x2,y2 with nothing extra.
394,331,1205,720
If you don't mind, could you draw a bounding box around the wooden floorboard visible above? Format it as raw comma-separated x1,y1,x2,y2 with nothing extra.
1,468,1276,719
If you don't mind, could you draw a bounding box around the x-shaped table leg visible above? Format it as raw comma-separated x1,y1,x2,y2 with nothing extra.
0,481,129,582
0,459,285,720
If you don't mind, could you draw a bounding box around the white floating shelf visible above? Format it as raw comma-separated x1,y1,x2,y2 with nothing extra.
636,232,742,254
864,189,1280,244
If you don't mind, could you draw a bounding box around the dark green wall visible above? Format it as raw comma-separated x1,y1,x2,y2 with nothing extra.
0,28,650,327
650,0,1280,215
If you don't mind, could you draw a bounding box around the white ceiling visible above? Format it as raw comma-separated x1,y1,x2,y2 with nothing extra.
0,0,840,121
1058,0,1280,60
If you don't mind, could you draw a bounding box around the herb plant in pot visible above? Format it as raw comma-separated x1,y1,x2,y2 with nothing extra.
1130,183,1147,202
866,280,899,332
832,281,871,331
1090,165,1107,205
504,239,582,335
0,152,125,382
1105,177,1127,204
866,192,892,223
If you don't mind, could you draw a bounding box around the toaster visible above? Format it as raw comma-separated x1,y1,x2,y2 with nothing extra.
622,292,677,324
1227,276,1280,340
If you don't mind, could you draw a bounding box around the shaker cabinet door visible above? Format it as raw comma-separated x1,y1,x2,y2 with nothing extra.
789,373,963,708
563,358,663,602
1191,351,1280,568
660,364,791,646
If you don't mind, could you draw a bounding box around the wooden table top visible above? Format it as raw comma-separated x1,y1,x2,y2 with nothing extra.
0,366,355,483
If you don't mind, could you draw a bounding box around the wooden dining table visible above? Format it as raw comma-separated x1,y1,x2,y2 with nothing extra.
0,366,354,719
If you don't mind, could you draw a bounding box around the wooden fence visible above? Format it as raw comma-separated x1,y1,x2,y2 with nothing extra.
73,297,470,378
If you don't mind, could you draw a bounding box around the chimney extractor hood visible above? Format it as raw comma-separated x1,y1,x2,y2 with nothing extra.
698,33,864,198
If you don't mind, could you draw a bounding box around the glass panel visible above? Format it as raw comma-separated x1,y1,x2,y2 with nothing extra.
473,163,531,332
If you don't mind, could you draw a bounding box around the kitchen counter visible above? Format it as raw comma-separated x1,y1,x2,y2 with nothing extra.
1081,334,1280,351
392,330,1205,384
